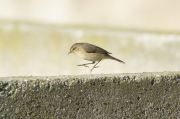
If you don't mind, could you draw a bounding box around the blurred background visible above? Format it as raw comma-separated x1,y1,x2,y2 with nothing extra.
0,0,180,76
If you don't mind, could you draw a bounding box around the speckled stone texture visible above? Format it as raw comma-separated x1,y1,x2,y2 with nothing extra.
0,71,180,118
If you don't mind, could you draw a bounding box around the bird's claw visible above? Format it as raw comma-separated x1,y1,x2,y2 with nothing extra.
77,64,89,68
90,66,100,73
94,66,100,68
84,65,89,68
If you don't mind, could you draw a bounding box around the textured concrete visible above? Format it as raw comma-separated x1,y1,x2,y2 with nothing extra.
0,71,180,118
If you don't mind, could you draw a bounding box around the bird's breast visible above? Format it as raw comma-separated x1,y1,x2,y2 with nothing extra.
75,50,105,61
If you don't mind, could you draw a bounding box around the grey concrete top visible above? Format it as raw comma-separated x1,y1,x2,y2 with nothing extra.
0,71,180,118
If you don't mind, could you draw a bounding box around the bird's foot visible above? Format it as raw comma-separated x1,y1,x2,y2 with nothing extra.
77,64,89,68
90,66,100,73
94,66,100,68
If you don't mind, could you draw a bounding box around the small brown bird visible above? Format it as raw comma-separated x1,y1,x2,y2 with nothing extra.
68,43,125,73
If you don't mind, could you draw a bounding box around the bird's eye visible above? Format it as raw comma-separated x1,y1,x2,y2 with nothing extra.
73,48,75,50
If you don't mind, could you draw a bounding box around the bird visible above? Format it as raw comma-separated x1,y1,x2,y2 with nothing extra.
68,42,125,73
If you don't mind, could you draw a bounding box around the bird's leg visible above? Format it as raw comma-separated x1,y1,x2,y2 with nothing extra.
77,61,95,68
90,60,101,73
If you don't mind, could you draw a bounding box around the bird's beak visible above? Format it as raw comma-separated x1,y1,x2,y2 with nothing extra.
68,51,71,55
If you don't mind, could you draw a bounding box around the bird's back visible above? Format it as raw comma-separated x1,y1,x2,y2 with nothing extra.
76,43,111,54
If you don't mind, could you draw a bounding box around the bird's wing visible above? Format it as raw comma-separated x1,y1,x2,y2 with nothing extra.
83,43,111,54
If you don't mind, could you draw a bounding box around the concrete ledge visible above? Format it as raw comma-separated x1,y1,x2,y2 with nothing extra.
0,71,180,118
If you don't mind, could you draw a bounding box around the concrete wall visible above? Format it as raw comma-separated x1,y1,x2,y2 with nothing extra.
0,71,180,118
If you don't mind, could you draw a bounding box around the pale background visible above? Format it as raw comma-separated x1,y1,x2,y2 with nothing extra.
1,0,180,31
0,0,180,77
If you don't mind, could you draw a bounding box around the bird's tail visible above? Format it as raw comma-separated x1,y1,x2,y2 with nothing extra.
108,55,125,64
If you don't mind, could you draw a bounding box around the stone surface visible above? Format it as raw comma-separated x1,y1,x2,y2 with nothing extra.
0,71,180,118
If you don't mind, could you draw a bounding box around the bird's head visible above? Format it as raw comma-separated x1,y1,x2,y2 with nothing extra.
68,43,79,54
